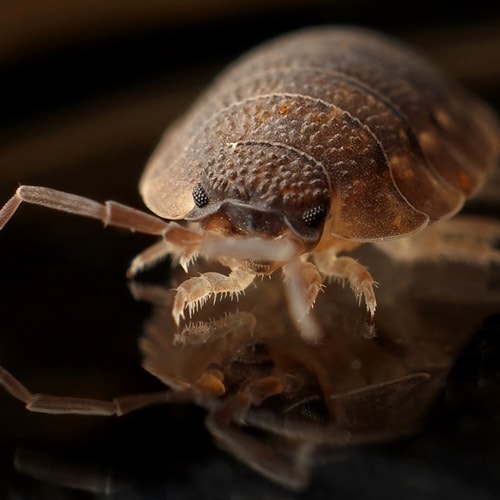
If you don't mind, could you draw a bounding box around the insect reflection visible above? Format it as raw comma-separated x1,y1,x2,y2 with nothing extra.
3,243,499,492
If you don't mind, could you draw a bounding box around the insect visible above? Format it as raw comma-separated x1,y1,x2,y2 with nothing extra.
0,26,499,343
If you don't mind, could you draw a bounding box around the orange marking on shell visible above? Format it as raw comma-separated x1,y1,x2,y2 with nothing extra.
458,173,471,191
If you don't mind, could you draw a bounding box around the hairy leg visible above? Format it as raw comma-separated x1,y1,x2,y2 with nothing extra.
172,267,256,325
313,249,377,319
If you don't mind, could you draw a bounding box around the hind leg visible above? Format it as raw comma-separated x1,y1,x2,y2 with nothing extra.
375,215,500,265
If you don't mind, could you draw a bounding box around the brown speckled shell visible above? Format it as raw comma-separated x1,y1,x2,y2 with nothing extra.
140,26,499,241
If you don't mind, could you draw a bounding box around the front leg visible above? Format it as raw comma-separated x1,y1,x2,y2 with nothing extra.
172,267,256,325
313,248,377,319
0,186,169,235
127,234,199,278
0,185,204,276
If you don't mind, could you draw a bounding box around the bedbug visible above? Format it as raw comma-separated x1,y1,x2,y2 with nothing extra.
0,26,499,343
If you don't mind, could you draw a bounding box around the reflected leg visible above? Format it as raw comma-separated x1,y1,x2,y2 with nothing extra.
205,376,313,491
0,363,169,416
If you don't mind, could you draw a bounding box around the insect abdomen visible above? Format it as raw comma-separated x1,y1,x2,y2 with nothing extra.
141,27,499,239
206,27,498,210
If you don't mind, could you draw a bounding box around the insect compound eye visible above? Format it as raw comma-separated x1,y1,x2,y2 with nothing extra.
302,205,327,228
192,183,209,208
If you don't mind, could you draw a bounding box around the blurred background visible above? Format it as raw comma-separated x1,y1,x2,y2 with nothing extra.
0,1,499,498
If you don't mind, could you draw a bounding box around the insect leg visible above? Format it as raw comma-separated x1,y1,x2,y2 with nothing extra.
126,221,203,277
282,258,324,344
172,267,256,326
313,250,377,319
205,377,312,491
0,185,205,273
0,185,168,234
375,215,500,265
282,259,324,316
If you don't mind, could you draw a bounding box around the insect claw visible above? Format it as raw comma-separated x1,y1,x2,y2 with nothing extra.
172,309,183,326
368,305,376,319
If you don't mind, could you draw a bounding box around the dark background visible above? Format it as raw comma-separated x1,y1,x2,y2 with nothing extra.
0,1,499,498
